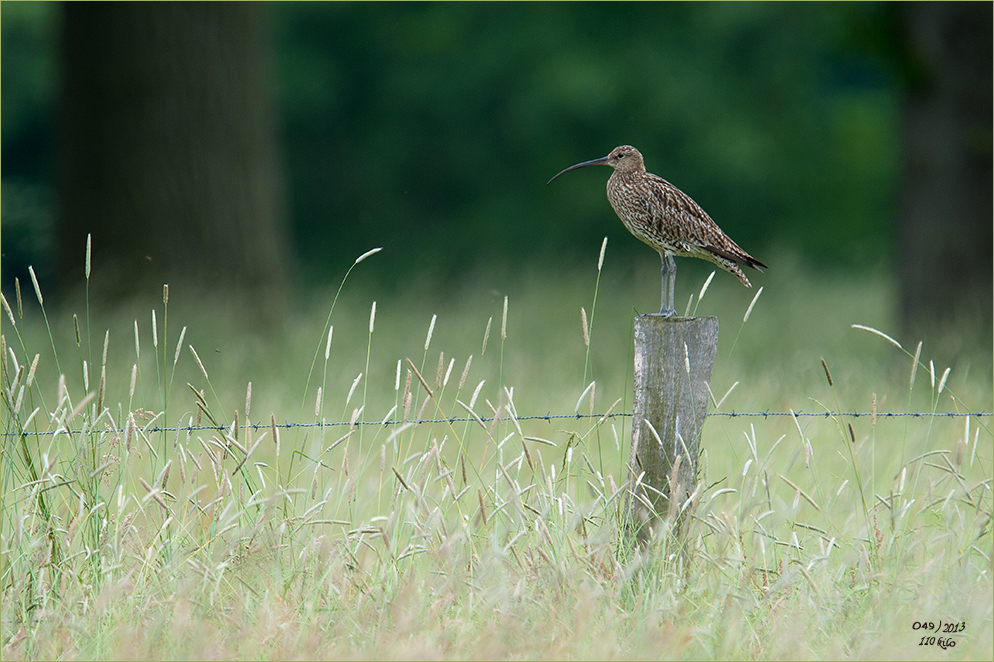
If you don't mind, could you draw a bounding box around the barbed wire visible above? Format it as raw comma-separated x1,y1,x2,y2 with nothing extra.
2,410,990,438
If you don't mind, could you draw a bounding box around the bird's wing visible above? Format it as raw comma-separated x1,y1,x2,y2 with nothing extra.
645,173,766,270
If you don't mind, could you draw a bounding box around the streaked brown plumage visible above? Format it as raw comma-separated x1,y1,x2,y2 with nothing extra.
549,145,767,316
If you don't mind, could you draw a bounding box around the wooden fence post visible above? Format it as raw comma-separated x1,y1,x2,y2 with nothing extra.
626,315,718,543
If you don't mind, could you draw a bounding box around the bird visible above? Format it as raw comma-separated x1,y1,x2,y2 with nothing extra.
548,145,767,317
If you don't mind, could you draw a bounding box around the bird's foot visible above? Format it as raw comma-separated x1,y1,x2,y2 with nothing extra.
652,307,677,318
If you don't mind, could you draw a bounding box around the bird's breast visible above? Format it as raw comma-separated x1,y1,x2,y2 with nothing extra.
606,175,671,249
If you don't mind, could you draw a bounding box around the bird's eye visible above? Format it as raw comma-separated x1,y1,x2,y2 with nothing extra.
617,153,625,159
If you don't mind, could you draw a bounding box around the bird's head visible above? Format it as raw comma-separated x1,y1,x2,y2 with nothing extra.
547,145,645,184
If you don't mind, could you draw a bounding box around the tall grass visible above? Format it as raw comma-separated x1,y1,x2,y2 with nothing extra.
1,243,991,660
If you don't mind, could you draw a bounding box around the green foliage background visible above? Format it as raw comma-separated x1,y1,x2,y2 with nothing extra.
3,2,901,287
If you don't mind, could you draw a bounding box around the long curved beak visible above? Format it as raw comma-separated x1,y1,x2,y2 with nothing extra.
547,155,611,185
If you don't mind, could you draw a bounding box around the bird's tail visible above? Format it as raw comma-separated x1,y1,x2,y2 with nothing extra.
728,264,753,288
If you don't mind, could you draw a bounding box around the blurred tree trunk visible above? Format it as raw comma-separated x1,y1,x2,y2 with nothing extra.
898,2,992,337
57,2,289,301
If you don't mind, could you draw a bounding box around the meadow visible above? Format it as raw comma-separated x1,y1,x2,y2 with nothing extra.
2,242,991,660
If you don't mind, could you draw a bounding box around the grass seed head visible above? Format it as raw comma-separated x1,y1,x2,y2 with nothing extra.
482,316,492,355
424,314,437,351
521,437,534,471
1,293,15,327
402,370,413,422
477,487,488,525
13,385,24,414
851,323,903,349
441,356,455,387
159,459,172,489
501,296,508,339
7,345,19,374
458,355,473,390
743,286,762,322
28,265,43,305
189,343,208,380
347,372,362,405
174,326,189,367
699,270,716,302
26,354,39,387
937,367,950,396
470,379,485,409
910,341,922,388
820,358,833,387
354,247,382,265
178,446,187,483
14,278,22,318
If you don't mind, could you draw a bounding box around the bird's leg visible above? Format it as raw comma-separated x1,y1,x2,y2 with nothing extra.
666,253,677,316
659,252,675,317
